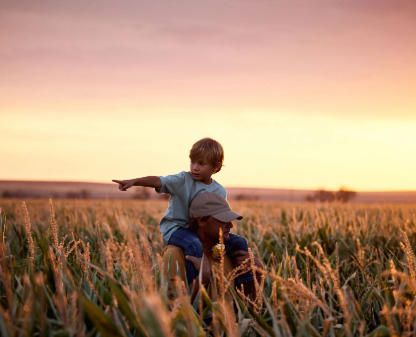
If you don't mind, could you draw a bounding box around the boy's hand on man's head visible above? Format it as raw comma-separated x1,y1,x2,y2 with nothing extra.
112,179,135,191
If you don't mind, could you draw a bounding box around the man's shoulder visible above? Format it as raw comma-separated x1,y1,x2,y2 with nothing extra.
162,245,185,261
163,245,184,254
162,245,187,281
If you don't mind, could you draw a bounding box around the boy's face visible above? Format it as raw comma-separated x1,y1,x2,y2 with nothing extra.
190,158,218,184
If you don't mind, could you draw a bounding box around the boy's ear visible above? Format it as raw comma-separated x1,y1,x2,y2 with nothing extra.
213,162,222,173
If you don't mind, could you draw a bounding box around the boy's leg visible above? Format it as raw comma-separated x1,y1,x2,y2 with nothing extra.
168,228,203,285
225,234,254,284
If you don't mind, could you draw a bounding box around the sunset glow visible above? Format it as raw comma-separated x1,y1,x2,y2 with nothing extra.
1,0,415,191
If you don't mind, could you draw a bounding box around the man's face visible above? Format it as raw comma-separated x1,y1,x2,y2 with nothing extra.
204,216,234,242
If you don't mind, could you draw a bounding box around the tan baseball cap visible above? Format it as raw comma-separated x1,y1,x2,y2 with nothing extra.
189,192,243,222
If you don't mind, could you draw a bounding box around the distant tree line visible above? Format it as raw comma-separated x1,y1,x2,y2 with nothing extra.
234,194,260,201
305,188,357,203
1,189,92,199
132,187,151,199
1,190,41,198
1,187,170,200
132,187,170,200
65,189,91,199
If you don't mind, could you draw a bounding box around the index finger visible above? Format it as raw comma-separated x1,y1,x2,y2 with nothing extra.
112,180,122,184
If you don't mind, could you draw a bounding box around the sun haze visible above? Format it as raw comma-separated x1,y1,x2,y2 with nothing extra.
1,0,415,191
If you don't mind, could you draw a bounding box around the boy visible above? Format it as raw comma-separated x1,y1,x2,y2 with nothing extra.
112,138,253,285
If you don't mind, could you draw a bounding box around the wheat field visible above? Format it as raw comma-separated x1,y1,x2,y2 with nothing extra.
0,198,415,337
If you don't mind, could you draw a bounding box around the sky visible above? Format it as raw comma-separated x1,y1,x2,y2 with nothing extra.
1,0,415,191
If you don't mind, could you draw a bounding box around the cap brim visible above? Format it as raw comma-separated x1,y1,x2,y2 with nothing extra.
211,210,243,222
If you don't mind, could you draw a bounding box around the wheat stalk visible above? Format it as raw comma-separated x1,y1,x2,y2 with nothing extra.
22,202,35,264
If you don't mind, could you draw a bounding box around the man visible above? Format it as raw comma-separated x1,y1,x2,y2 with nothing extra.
162,192,263,301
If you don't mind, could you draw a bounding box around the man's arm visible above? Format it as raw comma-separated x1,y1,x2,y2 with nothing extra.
112,176,162,191
162,248,212,302
185,255,212,302
231,250,264,300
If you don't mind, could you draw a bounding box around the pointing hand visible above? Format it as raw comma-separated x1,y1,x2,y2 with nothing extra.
112,179,134,191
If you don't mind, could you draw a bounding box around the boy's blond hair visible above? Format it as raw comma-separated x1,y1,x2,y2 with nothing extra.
189,138,224,174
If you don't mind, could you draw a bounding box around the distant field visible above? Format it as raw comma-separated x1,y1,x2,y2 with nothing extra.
0,198,416,336
1,180,416,203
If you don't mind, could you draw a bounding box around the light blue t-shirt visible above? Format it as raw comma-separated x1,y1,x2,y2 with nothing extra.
156,171,227,245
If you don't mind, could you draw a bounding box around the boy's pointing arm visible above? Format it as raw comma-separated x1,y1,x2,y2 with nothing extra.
112,176,162,191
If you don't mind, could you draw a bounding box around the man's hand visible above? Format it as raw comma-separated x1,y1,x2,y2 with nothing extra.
214,249,227,262
186,254,212,285
112,179,135,191
231,250,263,270
232,250,264,301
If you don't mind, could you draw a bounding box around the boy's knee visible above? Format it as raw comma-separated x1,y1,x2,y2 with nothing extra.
237,236,248,250
188,235,202,245
187,235,202,248
229,234,248,251
187,237,203,257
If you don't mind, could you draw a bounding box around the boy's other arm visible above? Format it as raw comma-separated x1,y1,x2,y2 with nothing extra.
185,255,212,302
112,176,162,191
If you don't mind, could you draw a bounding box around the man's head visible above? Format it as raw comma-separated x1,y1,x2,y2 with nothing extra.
189,138,224,182
189,192,242,242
